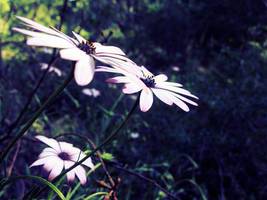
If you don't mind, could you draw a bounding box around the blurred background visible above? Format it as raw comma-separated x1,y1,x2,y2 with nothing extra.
0,0,266,199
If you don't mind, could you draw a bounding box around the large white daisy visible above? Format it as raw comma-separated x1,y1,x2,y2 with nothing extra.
12,16,133,86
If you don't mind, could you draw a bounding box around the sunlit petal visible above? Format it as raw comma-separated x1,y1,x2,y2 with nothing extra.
151,88,173,105
74,56,95,86
48,159,64,181
106,76,131,83
95,43,126,55
72,31,87,43
38,147,57,158
122,83,142,94
153,74,168,82
35,135,60,152
60,48,86,61
74,166,87,185
168,93,190,112
173,93,198,106
140,89,153,112
64,161,76,182
27,36,74,48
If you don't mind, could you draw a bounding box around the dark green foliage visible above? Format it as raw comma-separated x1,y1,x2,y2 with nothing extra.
0,0,266,199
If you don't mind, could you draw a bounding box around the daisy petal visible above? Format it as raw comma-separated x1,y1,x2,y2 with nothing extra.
122,83,142,94
106,76,131,83
95,66,121,73
27,36,74,48
64,161,76,182
140,66,154,77
15,16,60,36
169,94,190,112
60,48,85,61
156,85,198,99
72,31,87,43
38,147,57,158
94,43,126,55
35,135,60,152
140,89,153,112
74,165,87,185
158,81,183,87
173,93,198,106
30,156,54,168
74,56,95,86
48,159,64,181
59,142,74,153
151,88,173,105
41,156,61,173
82,157,94,170
153,74,168,82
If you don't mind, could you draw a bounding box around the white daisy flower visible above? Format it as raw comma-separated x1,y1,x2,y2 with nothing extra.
30,135,94,185
12,16,133,86
96,65,198,112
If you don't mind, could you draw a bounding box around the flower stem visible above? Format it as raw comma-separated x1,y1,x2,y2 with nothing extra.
0,64,74,163
34,93,140,198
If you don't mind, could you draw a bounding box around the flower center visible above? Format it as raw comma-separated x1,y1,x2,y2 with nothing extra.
58,152,70,160
78,41,96,55
142,75,155,87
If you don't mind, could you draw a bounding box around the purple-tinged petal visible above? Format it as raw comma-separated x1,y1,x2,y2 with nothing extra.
140,89,153,112
82,157,94,170
48,159,64,181
42,156,62,173
64,161,76,182
74,165,87,185
74,56,95,86
35,135,60,152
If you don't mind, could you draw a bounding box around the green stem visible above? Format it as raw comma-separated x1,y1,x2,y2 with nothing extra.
0,64,74,163
34,93,140,198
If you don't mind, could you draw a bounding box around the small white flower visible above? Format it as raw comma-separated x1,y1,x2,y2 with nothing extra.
82,88,101,98
96,65,198,112
30,135,94,185
40,63,62,76
12,16,133,86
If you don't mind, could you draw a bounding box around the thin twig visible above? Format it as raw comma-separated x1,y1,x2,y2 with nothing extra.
7,139,21,177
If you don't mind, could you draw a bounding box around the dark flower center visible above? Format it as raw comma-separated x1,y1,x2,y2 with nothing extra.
142,76,155,87
58,152,70,160
78,40,96,55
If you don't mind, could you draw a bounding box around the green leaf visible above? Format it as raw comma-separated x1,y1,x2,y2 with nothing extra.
84,192,108,200
1,175,66,200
